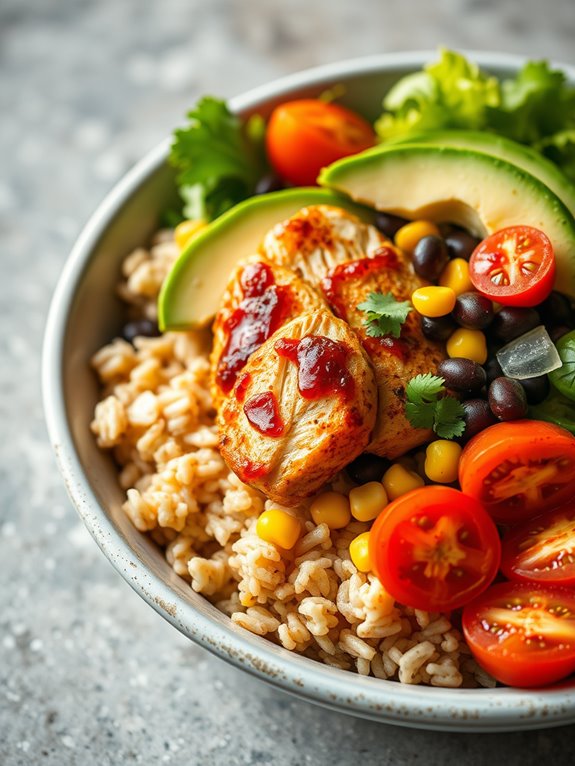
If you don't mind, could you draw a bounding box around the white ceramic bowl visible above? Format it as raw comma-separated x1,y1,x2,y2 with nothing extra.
43,51,575,731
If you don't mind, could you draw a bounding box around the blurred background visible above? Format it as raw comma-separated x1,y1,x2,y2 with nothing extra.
2,1,575,764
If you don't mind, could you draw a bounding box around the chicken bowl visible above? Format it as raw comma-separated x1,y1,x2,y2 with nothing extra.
43,51,575,730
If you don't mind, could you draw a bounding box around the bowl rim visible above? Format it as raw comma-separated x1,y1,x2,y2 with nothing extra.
43,49,575,731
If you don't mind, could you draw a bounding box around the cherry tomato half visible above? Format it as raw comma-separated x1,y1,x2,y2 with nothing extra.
462,581,575,687
369,486,500,612
469,226,555,307
459,420,575,524
501,502,575,586
266,99,375,186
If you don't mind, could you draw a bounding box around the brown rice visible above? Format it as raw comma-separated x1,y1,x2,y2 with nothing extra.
90,230,495,689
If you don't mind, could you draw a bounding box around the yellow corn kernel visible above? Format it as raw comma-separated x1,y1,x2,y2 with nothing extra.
349,532,372,573
382,463,424,501
256,509,301,549
411,286,456,318
310,491,351,530
439,258,474,296
174,219,207,250
395,220,440,255
424,440,463,483
240,592,257,608
349,482,388,522
446,328,488,364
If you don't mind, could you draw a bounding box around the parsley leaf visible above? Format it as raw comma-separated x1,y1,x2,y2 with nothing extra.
170,97,267,221
405,373,466,439
357,292,412,338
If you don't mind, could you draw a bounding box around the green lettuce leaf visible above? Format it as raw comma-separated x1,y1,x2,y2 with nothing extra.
375,49,500,141
375,49,575,185
536,129,575,183
486,61,575,144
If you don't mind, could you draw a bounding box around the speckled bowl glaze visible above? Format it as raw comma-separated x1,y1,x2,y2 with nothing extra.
43,51,575,731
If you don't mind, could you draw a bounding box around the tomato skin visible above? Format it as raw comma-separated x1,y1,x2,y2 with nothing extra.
459,420,575,524
469,226,555,307
266,99,375,186
501,502,575,586
369,486,500,612
462,582,575,687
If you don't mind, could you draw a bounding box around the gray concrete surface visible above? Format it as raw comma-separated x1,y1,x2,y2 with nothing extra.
2,0,575,763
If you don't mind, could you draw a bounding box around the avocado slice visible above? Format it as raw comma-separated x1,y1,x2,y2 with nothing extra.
319,144,575,298
384,130,575,216
159,188,374,330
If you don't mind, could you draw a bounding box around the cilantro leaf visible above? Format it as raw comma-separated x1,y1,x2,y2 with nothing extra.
170,97,267,221
405,401,435,430
433,396,467,439
404,373,466,439
405,373,446,404
357,292,412,338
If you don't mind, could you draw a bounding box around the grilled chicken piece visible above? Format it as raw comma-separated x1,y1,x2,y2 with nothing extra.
261,204,389,286
210,256,327,409
218,310,377,506
321,247,446,458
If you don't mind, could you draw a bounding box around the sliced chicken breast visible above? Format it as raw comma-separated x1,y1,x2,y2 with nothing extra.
261,204,389,286
210,256,327,408
218,309,377,506
321,246,446,458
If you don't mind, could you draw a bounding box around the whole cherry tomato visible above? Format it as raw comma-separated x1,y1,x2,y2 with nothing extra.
266,99,375,186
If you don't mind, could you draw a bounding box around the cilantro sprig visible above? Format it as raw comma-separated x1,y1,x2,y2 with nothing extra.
405,373,466,439
170,97,268,222
357,291,412,338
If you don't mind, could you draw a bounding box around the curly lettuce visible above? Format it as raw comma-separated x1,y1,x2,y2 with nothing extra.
375,49,575,183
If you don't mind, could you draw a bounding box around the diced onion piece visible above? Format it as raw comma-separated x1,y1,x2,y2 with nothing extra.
496,325,562,380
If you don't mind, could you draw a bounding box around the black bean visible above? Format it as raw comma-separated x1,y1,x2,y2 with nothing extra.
459,399,498,442
121,319,160,344
538,291,574,328
488,377,528,421
484,356,504,385
437,358,487,393
346,453,391,484
445,231,480,261
411,236,449,281
549,325,572,343
453,292,494,330
489,307,541,344
420,315,457,342
374,212,409,239
519,375,550,405
255,174,284,195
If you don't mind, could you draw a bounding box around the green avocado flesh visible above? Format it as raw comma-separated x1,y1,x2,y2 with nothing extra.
319,144,575,299
384,130,575,216
159,188,374,330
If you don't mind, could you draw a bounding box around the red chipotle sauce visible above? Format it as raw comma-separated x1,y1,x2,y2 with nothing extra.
216,262,288,393
243,391,284,437
320,248,400,320
321,248,408,362
275,335,354,400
